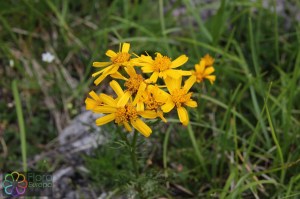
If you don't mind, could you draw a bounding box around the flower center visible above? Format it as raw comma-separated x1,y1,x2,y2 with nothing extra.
171,88,192,107
152,56,171,72
111,52,131,64
144,93,163,110
125,74,144,94
194,71,204,82
115,104,138,124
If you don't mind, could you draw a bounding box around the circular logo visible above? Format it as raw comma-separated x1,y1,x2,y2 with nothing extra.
2,171,28,196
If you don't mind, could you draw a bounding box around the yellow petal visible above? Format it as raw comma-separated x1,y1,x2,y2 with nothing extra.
138,55,153,63
182,119,189,126
170,55,188,68
179,70,192,76
122,43,130,53
106,50,117,58
93,62,111,67
176,76,182,90
94,73,108,85
149,72,159,83
123,61,133,68
92,70,103,78
133,82,147,105
154,89,169,102
106,65,120,76
124,65,136,77
195,61,205,73
204,67,215,75
161,100,175,113
137,102,145,112
206,75,216,84
92,64,114,77
202,54,215,66
89,90,100,101
165,69,181,79
183,76,196,91
117,91,131,107
99,94,117,106
157,111,167,123
110,72,127,80
94,65,120,85
85,98,97,110
165,76,182,91
110,80,125,97
131,118,152,137
94,106,117,113
141,66,154,73
185,100,197,107
160,71,168,79
96,113,116,126
139,110,157,119
177,107,189,126
123,122,132,132
139,63,153,68
156,52,163,58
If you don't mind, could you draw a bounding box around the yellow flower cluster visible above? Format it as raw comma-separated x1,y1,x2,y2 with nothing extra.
85,43,216,137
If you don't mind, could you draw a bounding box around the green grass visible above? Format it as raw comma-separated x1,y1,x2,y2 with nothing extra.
1,0,300,198
12,80,27,172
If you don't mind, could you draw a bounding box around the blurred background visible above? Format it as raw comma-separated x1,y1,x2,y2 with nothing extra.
1,0,300,198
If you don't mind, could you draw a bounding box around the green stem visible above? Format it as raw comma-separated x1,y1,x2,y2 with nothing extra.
130,131,145,198
116,128,143,196
131,130,139,177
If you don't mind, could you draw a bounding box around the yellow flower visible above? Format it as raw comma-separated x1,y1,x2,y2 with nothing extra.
135,53,191,83
192,54,216,84
110,65,147,99
137,85,169,122
85,90,103,111
161,76,197,125
201,54,214,67
92,43,133,85
93,81,157,137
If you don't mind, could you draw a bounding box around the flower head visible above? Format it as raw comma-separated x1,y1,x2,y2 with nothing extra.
135,53,191,83
42,52,55,63
161,76,197,125
201,54,214,67
111,66,146,95
92,43,133,85
92,81,157,137
137,85,169,122
192,54,216,84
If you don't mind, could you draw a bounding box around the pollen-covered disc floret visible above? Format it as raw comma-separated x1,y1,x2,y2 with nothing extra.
115,104,138,124
171,88,192,108
125,74,144,94
144,93,161,110
111,52,131,64
152,56,171,72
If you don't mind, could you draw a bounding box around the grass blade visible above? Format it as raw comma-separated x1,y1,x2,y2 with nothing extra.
12,80,27,172
265,101,285,183
187,124,209,179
